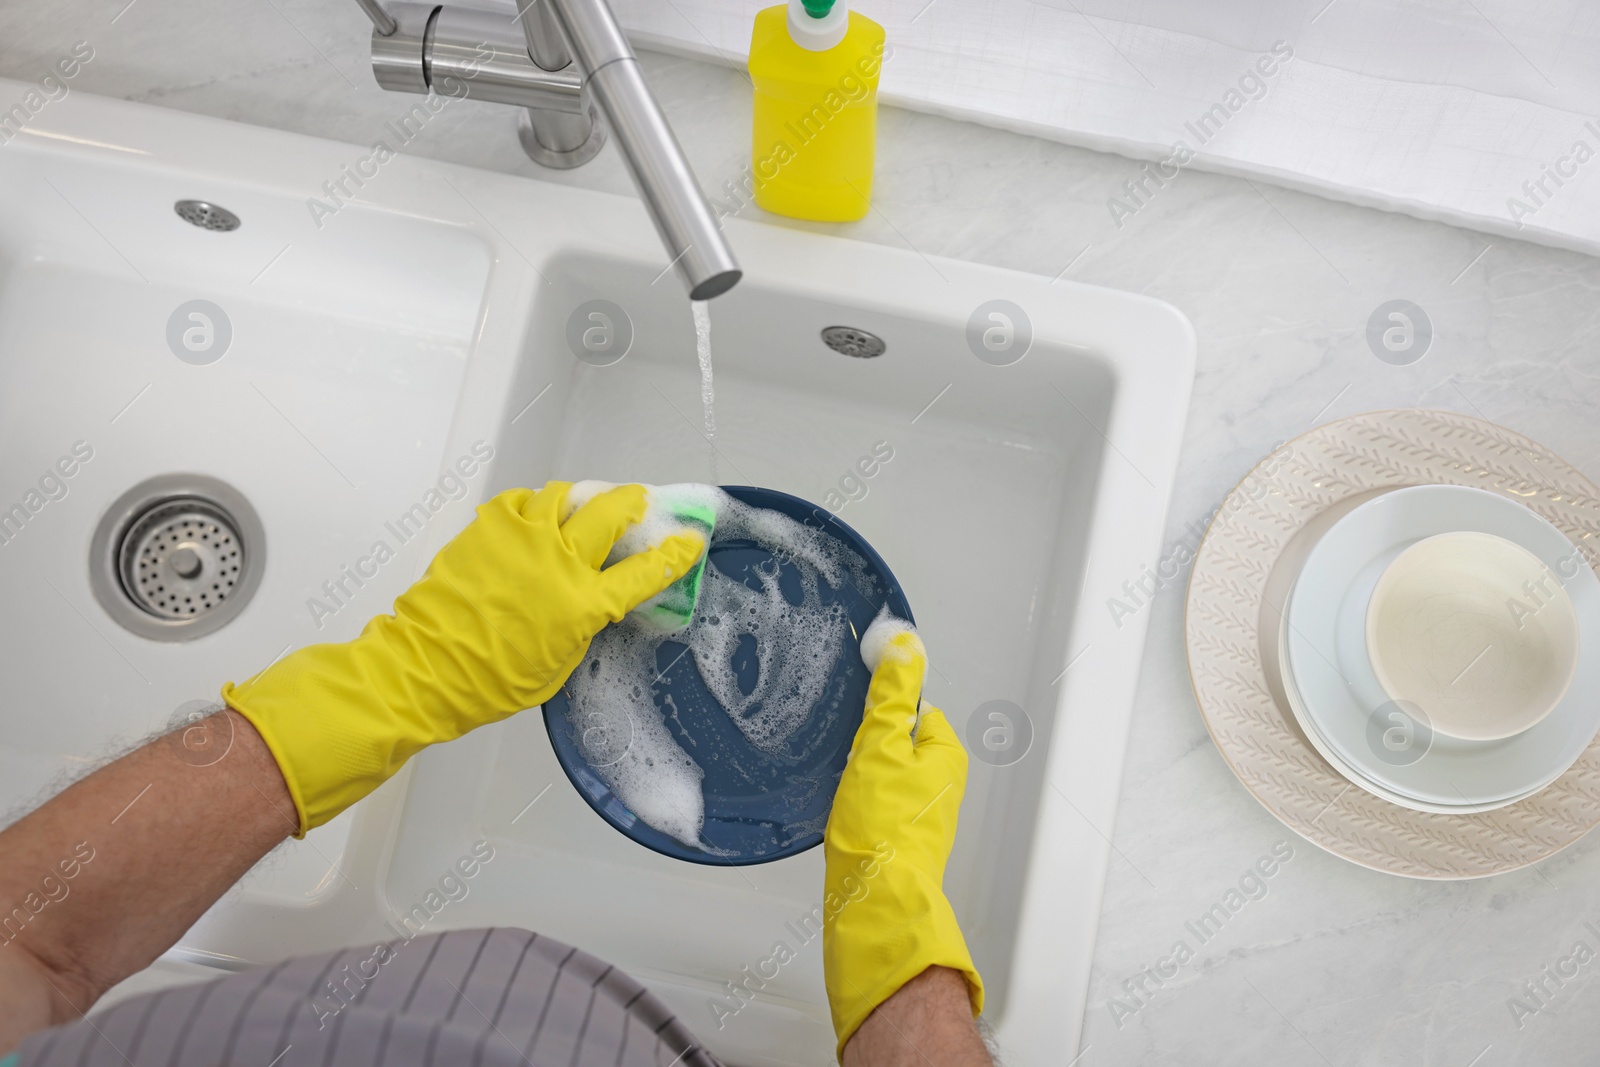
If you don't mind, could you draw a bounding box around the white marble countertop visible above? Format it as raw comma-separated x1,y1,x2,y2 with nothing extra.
4,1,1600,1062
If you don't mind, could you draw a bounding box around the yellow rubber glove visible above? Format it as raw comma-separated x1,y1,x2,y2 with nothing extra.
823,615,984,1056
223,482,706,836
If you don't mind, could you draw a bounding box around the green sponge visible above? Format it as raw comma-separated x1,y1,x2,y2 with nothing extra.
631,493,716,633
566,481,718,634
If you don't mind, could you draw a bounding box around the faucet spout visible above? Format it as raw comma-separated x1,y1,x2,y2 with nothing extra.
535,0,741,300
360,0,740,300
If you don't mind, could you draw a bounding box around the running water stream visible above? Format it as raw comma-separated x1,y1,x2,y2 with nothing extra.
691,300,718,481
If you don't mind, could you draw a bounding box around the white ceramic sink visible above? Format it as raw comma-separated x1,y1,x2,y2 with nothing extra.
0,82,1194,1063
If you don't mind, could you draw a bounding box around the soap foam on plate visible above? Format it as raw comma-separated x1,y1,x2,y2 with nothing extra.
563,486,873,850
566,634,707,847
860,606,921,672
680,552,847,755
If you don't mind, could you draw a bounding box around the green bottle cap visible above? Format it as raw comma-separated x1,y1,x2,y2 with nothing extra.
801,0,835,16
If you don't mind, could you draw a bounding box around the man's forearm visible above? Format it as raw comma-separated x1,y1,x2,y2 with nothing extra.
842,965,993,1067
0,710,294,1052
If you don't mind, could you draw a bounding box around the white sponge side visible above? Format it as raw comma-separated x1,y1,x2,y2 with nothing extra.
562,479,611,519
565,481,716,556
561,481,718,633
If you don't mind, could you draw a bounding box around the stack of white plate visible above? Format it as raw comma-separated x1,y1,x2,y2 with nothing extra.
1277,484,1600,814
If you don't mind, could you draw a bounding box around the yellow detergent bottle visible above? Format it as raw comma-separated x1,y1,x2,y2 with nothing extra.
748,0,886,222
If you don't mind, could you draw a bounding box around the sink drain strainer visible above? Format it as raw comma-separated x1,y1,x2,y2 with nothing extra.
122,500,241,619
90,475,265,641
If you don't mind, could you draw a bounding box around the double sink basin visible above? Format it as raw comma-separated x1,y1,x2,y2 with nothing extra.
0,80,1194,1063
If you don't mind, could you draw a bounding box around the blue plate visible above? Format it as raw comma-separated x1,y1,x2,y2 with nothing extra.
543,486,912,866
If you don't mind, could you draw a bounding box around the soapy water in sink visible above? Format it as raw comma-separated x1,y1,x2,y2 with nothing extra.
692,300,718,482
563,489,872,850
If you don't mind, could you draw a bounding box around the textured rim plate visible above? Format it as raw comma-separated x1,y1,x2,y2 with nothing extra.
1276,616,1543,815
1285,484,1600,806
1277,575,1548,816
544,486,913,866
1186,410,1600,879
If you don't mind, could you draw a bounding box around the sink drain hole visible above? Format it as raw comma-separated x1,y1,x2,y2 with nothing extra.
821,325,886,359
174,200,241,232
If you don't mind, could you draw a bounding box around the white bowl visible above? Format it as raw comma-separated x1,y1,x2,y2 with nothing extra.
1366,531,1580,741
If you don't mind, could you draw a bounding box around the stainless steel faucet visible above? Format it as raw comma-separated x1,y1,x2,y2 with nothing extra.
357,0,741,300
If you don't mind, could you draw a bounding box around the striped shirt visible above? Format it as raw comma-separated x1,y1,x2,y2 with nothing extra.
12,928,719,1067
